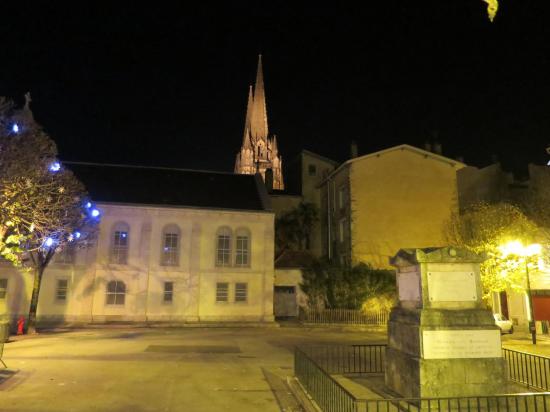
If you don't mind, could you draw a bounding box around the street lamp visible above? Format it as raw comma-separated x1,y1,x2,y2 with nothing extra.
498,241,542,344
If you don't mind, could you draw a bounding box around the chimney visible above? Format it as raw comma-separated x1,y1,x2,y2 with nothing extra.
433,142,442,155
264,168,273,193
424,141,432,152
350,140,358,158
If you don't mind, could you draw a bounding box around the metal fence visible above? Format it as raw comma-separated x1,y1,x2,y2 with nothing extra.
503,348,550,391
295,344,550,412
295,346,357,412
361,394,550,412
299,308,389,325
300,344,386,374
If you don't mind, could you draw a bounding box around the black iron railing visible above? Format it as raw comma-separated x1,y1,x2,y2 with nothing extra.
295,345,550,412
300,344,386,374
295,346,357,412
503,348,550,391
361,393,550,412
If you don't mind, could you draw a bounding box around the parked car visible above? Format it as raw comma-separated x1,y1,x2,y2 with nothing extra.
494,313,514,334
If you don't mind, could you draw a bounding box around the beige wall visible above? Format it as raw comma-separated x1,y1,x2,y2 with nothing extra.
0,203,275,326
349,148,464,269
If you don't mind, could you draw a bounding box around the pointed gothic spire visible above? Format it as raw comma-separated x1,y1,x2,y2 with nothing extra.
242,85,254,149
250,54,268,141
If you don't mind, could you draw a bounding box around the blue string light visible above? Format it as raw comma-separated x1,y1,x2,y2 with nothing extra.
74,231,81,239
91,209,100,217
85,202,92,209
12,123,19,133
44,237,54,247
49,162,61,172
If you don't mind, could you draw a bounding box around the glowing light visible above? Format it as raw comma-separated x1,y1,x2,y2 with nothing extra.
74,231,81,239
12,123,19,133
49,162,61,172
121,233,127,238
547,160,550,166
91,209,100,217
499,241,542,257
44,237,54,247
85,202,92,208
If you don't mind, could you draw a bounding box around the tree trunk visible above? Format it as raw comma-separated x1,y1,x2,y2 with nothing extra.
27,266,44,334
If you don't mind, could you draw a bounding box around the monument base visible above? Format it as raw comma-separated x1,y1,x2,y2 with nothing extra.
385,307,506,398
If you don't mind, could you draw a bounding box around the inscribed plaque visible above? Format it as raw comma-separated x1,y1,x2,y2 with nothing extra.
398,272,420,301
422,330,501,359
427,271,477,301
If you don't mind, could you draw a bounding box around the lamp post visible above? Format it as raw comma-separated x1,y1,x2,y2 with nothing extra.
499,241,542,345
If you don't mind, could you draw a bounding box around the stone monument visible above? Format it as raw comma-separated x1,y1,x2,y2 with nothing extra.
386,247,506,398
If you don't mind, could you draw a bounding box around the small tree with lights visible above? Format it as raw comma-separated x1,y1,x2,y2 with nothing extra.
0,95,100,333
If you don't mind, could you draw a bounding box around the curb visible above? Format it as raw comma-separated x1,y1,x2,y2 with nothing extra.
286,376,322,412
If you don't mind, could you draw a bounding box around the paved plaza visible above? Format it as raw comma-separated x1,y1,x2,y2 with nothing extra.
0,325,385,412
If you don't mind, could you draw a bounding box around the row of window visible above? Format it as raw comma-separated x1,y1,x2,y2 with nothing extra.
215,282,248,303
0,279,249,305
55,224,252,268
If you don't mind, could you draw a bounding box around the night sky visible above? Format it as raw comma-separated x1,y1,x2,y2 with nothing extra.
1,2,549,177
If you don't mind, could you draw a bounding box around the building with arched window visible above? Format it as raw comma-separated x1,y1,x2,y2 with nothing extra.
0,165,275,326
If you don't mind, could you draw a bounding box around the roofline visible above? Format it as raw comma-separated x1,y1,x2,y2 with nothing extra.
319,144,467,184
95,201,275,215
302,149,339,166
63,161,239,177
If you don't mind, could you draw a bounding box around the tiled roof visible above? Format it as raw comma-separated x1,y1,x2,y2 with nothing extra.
66,162,271,212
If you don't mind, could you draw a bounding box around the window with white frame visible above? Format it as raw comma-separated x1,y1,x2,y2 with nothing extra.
216,227,232,267
216,282,229,302
106,280,126,305
110,222,129,264
163,281,173,303
235,283,248,302
235,229,250,267
0,278,7,299
161,225,180,266
56,279,68,301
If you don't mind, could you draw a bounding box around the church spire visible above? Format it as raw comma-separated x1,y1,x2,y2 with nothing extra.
242,85,253,149
250,54,268,141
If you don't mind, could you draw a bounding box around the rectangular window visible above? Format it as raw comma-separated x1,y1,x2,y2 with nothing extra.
56,279,68,301
162,233,179,266
339,218,346,243
338,186,346,210
308,164,317,176
163,282,173,303
216,235,231,266
235,236,249,266
112,231,129,264
235,283,248,302
0,279,7,299
216,282,229,302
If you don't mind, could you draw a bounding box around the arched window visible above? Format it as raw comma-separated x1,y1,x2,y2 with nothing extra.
235,228,250,267
216,227,232,267
110,222,129,264
106,280,126,305
161,224,180,266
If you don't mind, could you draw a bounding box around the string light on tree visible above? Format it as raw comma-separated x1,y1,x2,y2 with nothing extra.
49,162,61,172
12,123,19,133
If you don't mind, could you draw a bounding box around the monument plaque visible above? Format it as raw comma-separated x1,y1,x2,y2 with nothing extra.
427,271,477,301
398,272,420,301
422,330,501,359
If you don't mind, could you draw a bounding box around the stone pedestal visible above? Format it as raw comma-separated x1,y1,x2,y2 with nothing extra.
385,247,506,398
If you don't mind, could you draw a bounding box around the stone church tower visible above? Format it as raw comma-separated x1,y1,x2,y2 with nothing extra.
234,56,284,190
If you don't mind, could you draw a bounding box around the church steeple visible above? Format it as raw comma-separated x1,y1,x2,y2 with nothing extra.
234,56,284,190
250,55,269,141
242,85,253,149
